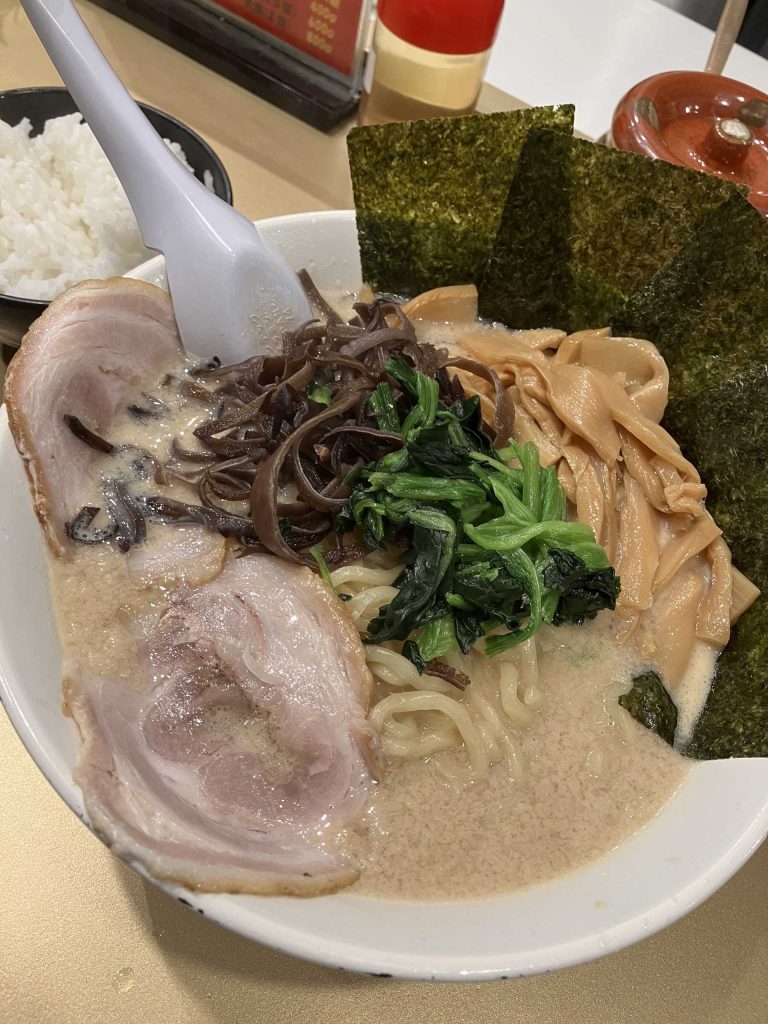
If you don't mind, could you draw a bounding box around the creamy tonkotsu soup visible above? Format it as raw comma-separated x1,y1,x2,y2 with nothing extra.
347,621,689,900
11,277,756,901
52,546,689,900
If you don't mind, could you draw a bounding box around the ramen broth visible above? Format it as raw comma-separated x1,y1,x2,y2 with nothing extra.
349,619,689,900
46,309,708,902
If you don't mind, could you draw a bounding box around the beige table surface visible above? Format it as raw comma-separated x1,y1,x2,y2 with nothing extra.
1,5,767,1022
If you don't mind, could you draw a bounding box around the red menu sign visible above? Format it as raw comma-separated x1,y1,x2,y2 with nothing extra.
210,0,365,77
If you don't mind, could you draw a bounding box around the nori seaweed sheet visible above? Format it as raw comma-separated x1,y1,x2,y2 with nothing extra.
567,140,740,330
612,193,768,397
619,672,678,747
612,193,768,758
347,106,574,296
673,371,768,759
479,129,572,329
479,130,741,331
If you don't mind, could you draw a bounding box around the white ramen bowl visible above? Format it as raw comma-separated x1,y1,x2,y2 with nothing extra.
1,209,767,981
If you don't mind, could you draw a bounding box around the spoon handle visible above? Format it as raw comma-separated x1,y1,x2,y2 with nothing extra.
19,0,219,249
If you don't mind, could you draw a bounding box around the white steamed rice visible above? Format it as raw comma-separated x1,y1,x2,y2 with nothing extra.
0,113,205,301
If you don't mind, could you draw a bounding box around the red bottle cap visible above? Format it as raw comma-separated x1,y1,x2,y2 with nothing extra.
378,0,504,56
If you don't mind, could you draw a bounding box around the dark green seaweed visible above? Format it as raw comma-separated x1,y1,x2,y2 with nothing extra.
480,129,573,329
347,106,574,297
665,366,768,759
567,138,740,330
612,192,768,399
613,192,768,757
686,605,768,758
480,130,741,331
619,672,678,747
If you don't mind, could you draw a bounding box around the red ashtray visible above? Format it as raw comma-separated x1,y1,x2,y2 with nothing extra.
610,70,768,215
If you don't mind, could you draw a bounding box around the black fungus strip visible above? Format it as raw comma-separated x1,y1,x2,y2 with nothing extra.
139,495,262,545
128,392,169,419
104,479,146,552
65,506,119,545
61,273,485,564
63,415,114,454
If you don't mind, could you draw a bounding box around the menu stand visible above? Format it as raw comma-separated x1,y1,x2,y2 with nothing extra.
90,0,370,131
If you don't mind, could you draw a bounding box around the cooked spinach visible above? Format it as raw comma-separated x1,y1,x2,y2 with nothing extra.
368,382,401,433
542,549,619,626
619,671,678,746
307,384,332,407
336,370,620,669
366,513,456,642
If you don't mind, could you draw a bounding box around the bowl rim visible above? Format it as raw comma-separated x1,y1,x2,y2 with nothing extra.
0,85,233,307
618,67,768,96
610,70,768,207
1,208,767,982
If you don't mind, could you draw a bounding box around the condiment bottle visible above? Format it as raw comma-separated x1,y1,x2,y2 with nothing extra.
358,0,504,126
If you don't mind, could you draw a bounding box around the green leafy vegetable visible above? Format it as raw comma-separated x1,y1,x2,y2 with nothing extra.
366,512,456,643
409,395,491,477
385,354,419,396
542,549,617,626
411,374,439,430
347,106,574,296
367,473,486,505
307,384,332,406
309,545,333,587
368,382,401,433
483,549,542,656
412,614,460,662
619,671,678,746
337,367,619,669
465,518,596,552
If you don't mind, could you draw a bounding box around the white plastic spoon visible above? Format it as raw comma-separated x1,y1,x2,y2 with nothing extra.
19,0,312,362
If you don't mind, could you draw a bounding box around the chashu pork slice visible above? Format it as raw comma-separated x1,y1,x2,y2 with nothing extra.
71,554,379,895
5,278,184,556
